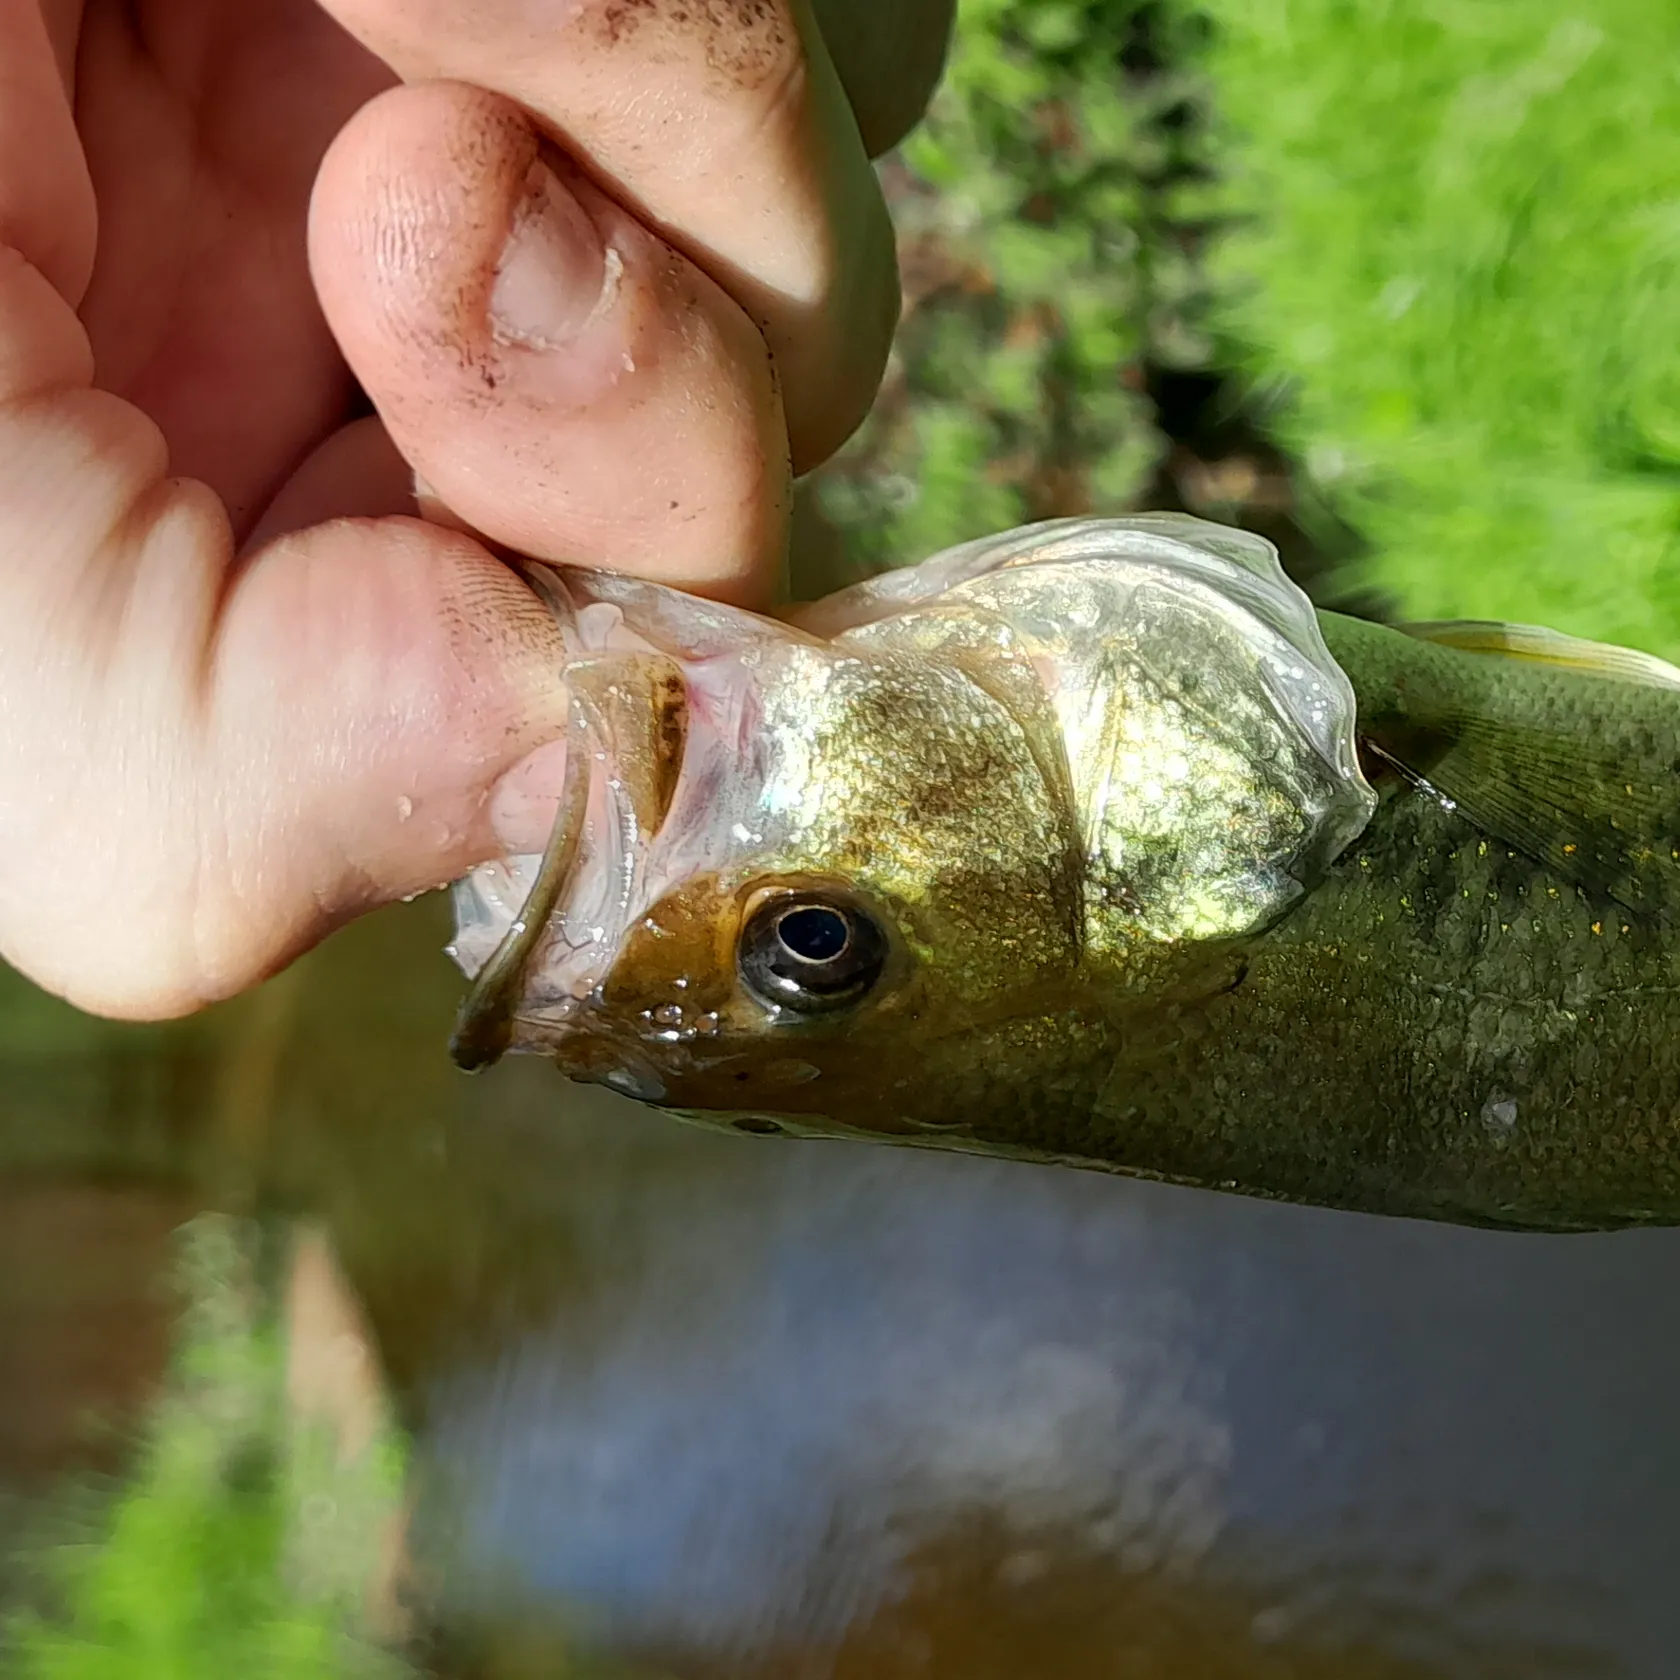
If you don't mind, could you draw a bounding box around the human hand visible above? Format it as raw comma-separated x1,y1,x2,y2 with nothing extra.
0,0,951,1018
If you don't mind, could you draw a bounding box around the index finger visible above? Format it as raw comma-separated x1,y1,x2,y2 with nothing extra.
316,0,907,472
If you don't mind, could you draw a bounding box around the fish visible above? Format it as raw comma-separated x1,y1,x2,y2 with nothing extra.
447,515,1680,1232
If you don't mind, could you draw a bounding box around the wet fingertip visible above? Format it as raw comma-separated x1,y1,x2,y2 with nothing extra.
314,82,791,599
435,544,570,696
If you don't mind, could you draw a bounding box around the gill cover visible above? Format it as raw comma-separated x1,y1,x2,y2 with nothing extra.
447,515,1376,1067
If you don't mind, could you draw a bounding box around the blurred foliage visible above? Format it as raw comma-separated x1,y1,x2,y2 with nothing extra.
5,1215,407,1680
1183,0,1680,656
809,0,1179,576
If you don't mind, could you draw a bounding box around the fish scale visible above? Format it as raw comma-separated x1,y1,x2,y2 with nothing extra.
1074,788,1680,1229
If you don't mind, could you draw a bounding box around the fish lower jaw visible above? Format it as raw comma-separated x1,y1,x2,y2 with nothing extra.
511,1014,671,1103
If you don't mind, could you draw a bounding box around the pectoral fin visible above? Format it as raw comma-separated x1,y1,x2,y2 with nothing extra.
1395,717,1679,915
1358,620,1680,917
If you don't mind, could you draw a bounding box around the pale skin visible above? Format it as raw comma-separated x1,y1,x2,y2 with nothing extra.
0,0,951,1019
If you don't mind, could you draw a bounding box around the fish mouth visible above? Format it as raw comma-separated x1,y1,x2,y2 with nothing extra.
446,561,669,1070
448,560,779,1072
448,681,679,1072
447,694,596,1071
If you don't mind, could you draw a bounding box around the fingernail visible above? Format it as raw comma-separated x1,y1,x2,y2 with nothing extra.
489,161,608,350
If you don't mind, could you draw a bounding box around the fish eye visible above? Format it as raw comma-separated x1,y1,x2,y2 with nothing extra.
738,894,888,1015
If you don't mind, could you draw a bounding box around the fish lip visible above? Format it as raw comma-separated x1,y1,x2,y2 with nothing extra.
452,660,726,1059
450,579,688,1056
448,696,599,1071
511,712,673,1031
512,996,755,1102
521,1009,671,1102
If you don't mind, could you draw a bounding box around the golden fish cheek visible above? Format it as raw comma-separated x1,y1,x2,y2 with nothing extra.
593,872,741,1021
572,879,950,1116
620,1028,940,1127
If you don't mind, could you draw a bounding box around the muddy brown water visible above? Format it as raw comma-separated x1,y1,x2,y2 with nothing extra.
2,898,1677,1677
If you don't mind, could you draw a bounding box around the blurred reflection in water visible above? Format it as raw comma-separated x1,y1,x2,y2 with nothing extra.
3,899,1676,1675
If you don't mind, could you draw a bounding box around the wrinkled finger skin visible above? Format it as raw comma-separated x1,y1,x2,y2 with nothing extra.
0,0,949,1021
309,81,790,600
317,0,918,470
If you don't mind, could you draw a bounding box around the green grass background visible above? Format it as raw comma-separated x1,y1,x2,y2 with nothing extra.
812,0,1172,575
4,1217,406,1680
1189,0,1680,658
818,0,1680,661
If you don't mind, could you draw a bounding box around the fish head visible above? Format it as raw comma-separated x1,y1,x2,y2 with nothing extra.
449,516,1375,1137
451,563,1082,1119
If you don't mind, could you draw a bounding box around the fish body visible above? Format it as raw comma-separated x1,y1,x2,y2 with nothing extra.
450,517,1680,1231
1201,613,1680,1229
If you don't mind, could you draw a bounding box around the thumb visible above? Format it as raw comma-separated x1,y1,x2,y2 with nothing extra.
0,246,566,1019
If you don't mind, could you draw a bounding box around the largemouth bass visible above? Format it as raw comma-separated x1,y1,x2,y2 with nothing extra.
448,516,1680,1231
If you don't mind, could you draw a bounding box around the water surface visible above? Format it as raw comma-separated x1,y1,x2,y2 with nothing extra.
4,900,1677,1676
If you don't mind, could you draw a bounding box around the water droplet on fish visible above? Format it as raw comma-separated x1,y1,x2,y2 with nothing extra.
603,1063,666,1101
396,795,413,821
653,1003,684,1025
1481,1094,1519,1134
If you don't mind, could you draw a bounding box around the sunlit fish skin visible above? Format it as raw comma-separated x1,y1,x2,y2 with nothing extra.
450,515,1680,1232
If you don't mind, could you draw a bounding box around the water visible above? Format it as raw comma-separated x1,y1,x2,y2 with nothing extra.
3,897,1677,1676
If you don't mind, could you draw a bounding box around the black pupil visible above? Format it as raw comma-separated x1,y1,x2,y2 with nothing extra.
738,893,887,1014
777,905,850,963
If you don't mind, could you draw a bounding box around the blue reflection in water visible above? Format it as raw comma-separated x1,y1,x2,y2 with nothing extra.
424,1130,1226,1651
410,1080,1680,1672
1197,1200,1680,1661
